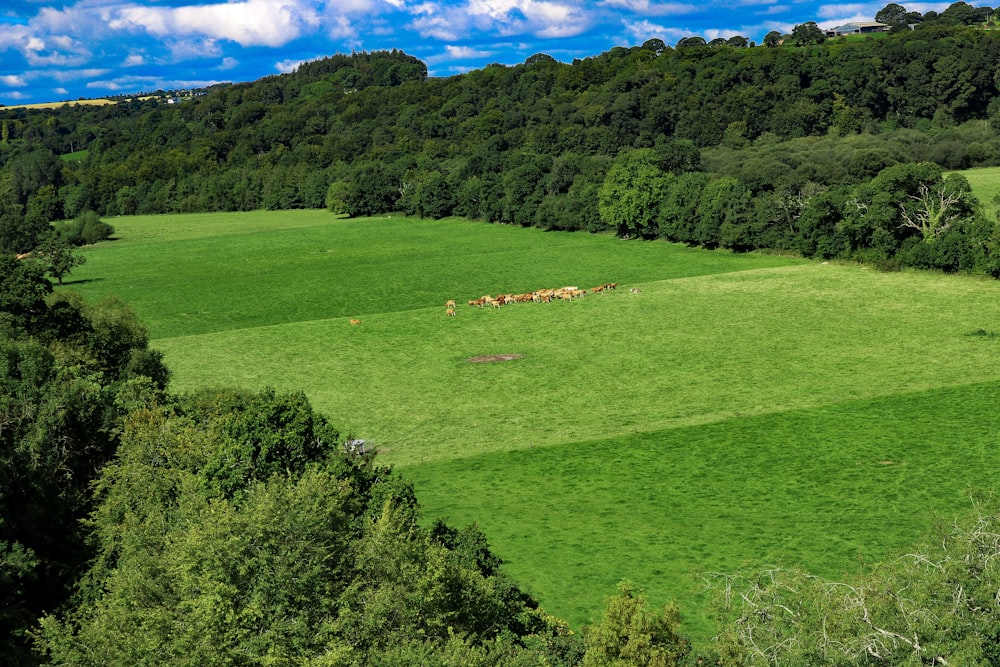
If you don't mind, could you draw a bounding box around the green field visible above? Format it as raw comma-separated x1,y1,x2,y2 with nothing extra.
960,165,1000,212
66,210,1000,643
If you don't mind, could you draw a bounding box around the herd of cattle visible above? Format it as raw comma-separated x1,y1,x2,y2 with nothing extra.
445,282,621,316
349,282,637,323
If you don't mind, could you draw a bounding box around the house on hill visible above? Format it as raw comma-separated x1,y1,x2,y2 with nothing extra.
824,21,890,37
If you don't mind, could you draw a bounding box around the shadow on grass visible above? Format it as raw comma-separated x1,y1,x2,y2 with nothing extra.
60,277,104,286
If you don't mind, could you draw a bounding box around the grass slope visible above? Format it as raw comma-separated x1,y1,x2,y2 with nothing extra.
957,165,1000,215
66,211,1000,644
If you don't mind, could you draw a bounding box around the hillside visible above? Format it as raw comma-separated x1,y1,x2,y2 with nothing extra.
2,18,1000,275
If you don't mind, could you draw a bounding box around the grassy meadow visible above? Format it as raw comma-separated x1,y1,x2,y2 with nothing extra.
960,164,1000,211
65,210,1000,642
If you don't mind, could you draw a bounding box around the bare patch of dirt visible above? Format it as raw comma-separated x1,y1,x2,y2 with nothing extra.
466,354,524,363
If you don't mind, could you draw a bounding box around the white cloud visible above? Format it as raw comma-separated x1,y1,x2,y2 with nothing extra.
326,13,358,40
0,75,27,87
704,27,748,39
49,68,110,83
412,13,467,40
123,53,145,66
85,73,225,93
816,3,870,19
218,57,239,70
465,0,592,37
445,44,495,58
600,0,699,15
623,18,687,41
425,43,496,63
111,0,321,48
164,37,222,61
276,57,308,73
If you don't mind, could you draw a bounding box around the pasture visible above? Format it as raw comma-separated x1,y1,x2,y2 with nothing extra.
65,210,1000,643
959,164,1000,212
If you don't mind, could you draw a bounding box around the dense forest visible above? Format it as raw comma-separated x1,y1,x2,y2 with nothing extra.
9,3,1000,665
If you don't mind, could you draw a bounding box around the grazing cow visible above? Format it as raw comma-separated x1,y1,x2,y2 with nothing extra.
605,282,618,290
591,285,605,293
446,308,456,317
629,287,641,294
446,299,457,308
349,319,362,325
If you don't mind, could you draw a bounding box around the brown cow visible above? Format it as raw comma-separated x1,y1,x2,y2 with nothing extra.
446,299,457,308
349,319,362,325
446,308,456,317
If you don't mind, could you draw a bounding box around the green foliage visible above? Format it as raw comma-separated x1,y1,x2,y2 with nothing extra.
35,387,552,667
790,22,826,46
194,388,341,497
598,149,672,238
0,273,167,664
582,582,690,666
3,24,1000,244
711,502,1000,666
34,235,85,285
341,161,400,217
0,254,51,334
53,210,114,246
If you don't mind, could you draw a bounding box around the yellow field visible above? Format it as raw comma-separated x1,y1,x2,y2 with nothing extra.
0,98,117,111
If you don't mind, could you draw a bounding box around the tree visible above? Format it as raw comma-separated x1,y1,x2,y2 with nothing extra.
711,502,1000,666
875,2,909,26
898,181,969,242
763,31,782,47
341,161,400,217
36,387,557,667
54,210,114,246
676,36,707,48
35,234,85,285
0,279,165,665
413,170,454,219
790,22,826,46
598,149,673,238
658,171,711,243
582,581,690,666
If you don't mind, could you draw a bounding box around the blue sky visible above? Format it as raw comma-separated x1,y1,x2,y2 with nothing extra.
0,0,969,104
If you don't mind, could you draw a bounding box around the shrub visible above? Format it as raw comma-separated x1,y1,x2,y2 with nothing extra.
53,210,114,246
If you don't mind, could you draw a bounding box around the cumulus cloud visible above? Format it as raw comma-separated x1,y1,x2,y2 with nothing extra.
465,0,591,37
412,13,468,40
110,0,321,47
0,75,27,87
